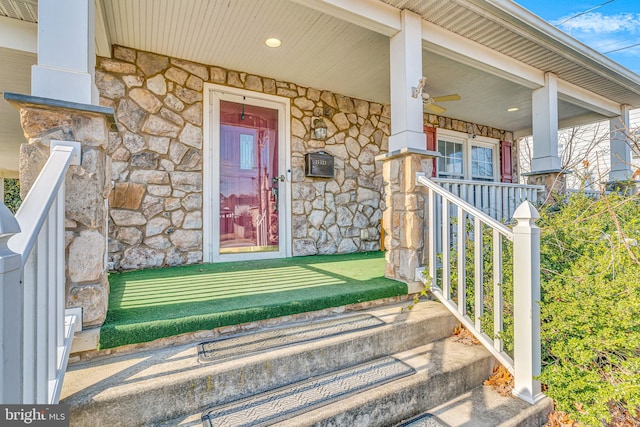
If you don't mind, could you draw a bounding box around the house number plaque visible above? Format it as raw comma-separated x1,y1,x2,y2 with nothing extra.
305,151,334,178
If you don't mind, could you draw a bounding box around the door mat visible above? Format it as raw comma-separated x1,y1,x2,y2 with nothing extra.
197,313,384,363
202,356,415,426
394,413,448,427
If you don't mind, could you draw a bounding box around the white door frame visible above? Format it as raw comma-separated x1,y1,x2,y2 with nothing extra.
203,83,292,262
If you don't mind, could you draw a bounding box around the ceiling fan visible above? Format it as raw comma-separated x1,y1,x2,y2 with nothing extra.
412,76,461,115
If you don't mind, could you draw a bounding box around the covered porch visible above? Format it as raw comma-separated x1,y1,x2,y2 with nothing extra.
2,0,640,409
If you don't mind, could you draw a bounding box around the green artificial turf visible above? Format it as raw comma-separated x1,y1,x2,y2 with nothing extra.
99,252,407,349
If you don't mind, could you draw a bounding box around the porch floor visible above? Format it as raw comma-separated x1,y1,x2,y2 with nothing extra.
100,252,407,350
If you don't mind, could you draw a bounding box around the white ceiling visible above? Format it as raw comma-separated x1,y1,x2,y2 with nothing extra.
2,0,640,177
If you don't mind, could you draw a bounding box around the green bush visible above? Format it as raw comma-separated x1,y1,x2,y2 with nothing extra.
538,192,640,425
446,220,515,356
2,179,21,213
434,192,639,425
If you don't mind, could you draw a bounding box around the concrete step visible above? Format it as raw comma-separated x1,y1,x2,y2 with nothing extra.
160,337,495,426
395,386,553,427
61,300,458,427
270,338,496,427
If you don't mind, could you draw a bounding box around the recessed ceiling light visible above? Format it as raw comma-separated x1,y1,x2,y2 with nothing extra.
507,107,519,112
265,38,282,48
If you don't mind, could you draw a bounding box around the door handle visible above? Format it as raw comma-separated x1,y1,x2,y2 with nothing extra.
272,175,285,183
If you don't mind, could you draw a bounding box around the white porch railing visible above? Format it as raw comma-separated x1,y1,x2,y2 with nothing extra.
256,211,268,247
566,188,611,199
432,178,544,222
0,141,82,404
417,173,544,405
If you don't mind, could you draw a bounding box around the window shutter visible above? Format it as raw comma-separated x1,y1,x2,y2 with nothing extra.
424,126,437,177
500,140,513,183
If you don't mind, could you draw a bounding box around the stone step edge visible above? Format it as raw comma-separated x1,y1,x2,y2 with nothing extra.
65,302,458,427
70,293,415,363
395,385,553,427
160,337,495,427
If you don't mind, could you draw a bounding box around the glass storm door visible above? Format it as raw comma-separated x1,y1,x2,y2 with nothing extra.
218,100,282,255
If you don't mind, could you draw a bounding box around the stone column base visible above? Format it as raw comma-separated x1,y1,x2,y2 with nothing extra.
523,170,567,203
605,180,639,195
5,92,115,328
377,147,438,286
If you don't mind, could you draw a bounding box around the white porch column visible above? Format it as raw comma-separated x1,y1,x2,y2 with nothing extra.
609,105,632,181
531,73,561,172
388,10,425,152
31,0,98,105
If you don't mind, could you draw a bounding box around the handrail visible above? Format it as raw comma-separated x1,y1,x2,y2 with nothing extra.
9,144,78,263
1,140,81,405
417,172,543,405
418,173,513,239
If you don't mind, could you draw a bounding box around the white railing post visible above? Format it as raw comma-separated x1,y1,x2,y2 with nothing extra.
0,201,23,404
512,201,544,404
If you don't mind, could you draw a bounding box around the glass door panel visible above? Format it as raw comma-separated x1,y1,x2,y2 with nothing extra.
219,100,280,254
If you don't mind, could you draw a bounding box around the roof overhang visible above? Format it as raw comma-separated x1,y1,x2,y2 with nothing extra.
2,0,640,176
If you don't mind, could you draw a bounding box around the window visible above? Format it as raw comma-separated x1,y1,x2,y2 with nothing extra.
471,145,494,181
438,139,464,179
436,130,498,181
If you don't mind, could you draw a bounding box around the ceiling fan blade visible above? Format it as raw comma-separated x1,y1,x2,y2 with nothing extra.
426,103,447,114
431,94,461,103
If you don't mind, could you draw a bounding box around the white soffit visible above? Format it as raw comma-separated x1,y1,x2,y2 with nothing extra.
101,0,391,103
0,0,37,23
381,0,640,108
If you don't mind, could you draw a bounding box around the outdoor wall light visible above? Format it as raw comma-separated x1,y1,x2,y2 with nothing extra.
312,117,328,140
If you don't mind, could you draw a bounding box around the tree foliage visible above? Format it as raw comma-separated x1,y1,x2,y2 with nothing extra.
537,192,640,425
3,178,21,213
435,191,639,425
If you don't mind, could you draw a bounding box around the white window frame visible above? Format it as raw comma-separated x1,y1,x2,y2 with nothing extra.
436,129,500,182
437,134,465,180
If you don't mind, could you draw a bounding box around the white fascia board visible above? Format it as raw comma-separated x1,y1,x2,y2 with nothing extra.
557,80,621,117
290,0,401,37
0,16,37,53
94,0,111,58
421,21,544,90
478,0,640,95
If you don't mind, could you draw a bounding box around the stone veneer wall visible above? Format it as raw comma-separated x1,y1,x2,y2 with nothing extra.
97,45,391,269
97,45,517,271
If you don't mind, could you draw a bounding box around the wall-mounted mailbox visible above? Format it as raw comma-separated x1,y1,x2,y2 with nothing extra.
305,151,334,178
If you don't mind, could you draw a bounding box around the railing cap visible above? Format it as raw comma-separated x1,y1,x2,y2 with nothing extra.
0,202,21,237
513,200,540,221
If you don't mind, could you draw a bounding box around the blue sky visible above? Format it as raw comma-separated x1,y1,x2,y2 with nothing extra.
515,0,640,75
